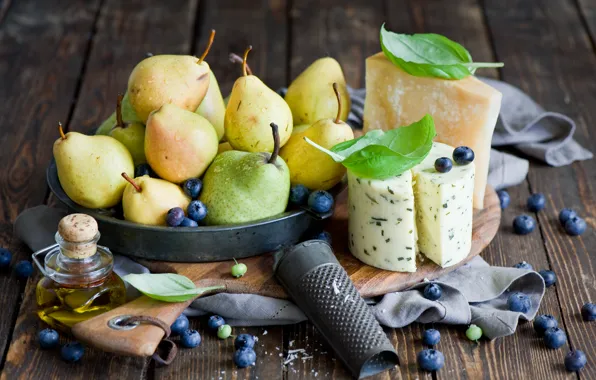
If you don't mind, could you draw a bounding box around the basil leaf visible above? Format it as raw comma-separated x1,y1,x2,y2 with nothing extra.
122,273,225,303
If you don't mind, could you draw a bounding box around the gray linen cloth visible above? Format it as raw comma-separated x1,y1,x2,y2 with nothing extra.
15,78,591,339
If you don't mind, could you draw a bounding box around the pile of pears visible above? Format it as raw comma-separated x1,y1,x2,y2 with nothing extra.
53,31,354,227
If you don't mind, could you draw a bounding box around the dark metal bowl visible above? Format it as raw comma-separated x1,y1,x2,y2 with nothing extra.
47,159,335,262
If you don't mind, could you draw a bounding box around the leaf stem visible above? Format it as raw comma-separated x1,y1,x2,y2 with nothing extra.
121,172,141,192
268,123,281,164
229,53,253,75
197,29,216,64
58,122,66,140
242,46,252,77
464,62,504,69
304,137,345,162
115,93,125,129
332,82,341,124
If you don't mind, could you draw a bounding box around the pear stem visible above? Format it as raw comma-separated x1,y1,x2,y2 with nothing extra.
333,82,342,124
58,122,66,140
121,172,142,192
268,123,280,164
115,93,125,129
197,29,216,64
242,46,252,77
229,53,253,75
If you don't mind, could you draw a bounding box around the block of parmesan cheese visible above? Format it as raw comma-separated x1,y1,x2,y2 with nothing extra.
363,52,502,209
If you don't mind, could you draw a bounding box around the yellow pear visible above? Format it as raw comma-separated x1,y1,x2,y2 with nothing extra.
224,46,293,152
109,94,146,165
195,70,225,141
121,174,190,226
280,83,354,190
145,103,218,183
53,123,134,208
127,30,216,123
284,57,351,125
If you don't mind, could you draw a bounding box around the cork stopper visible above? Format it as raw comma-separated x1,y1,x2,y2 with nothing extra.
57,214,99,259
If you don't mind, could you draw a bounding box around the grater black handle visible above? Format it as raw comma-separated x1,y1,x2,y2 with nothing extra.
274,240,399,379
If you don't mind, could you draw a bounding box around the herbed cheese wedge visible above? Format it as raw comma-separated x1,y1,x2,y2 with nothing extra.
347,169,417,272
412,142,475,268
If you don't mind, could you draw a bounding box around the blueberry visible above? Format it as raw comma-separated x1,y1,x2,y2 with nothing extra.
183,178,203,199
0,248,12,270
434,157,453,173
543,327,567,349
14,260,33,279
513,215,536,235
417,349,445,371
533,314,558,336
564,216,587,236
497,190,510,210
234,334,256,349
289,185,310,206
452,146,475,165
559,208,578,225
234,347,257,368
565,350,587,371
166,207,185,227
179,217,198,227
307,190,334,214
527,193,546,212
180,329,201,348
134,163,156,178
539,270,556,287
507,292,531,313
423,283,442,301
466,324,483,341
170,314,189,336
61,342,84,362
581,302,596,321
513,261,533,271
187,200,208,222
38,328,60,349
422,329,441,346
208,315,225,330
311,230,332,245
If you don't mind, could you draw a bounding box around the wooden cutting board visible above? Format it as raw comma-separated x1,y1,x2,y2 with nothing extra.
72,186,500,357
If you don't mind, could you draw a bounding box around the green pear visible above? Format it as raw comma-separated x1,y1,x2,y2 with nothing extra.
53,123,134,209
127,30,216,123
224,46,293,153
280,83,354,190
284,57,351,125
109,94,146,165
145,103,218,183
121,174,190,226
201,123,290,225
96,92,141,136
195,70,225,141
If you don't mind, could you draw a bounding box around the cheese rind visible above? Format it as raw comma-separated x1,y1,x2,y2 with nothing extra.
363,52,501,209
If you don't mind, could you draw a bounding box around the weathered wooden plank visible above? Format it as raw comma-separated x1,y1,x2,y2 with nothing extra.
0,0,12,25
577,0,596,48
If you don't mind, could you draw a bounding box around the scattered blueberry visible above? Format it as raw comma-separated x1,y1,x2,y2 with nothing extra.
180,329,201,348
581,303,596,321
234,347,257,368
312,230,332,245
565,350,587,371
559,208,578,225
513,261,533,271
208,315,225,330
513,215,536,235
434,157,453,173
466,324,483,341
231,259,247,278
497,190,510,210
38,328,60,349
539,270,557,287
564,216,587,236
187,200,208,222
423,283,442,301
422,329,441,346
307,190,334,214
507,292,531,313
217,324,232,339
289,184,310,206
179,217,198,227
234,334,256,350
544,327,567,349
166,207,185,227
183,178,203,199
170,314,189,336
0,248,11,269
453,146,475,165
417,349,445,371
14,260,33,279
533,314,558,336
134,163,156,178
527,193,546,212
61,342,84,363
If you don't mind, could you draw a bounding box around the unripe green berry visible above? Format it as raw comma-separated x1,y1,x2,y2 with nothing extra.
217,324,232,339
466,324,482,341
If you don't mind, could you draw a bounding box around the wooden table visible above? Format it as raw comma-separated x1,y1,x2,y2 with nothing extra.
1,0,595,378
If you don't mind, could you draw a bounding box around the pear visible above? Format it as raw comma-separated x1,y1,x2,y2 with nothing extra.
109,94,146,165
121,173,190,226
291,124,310,135
96,92,141,136
53,123,134,209
224,46,293,153
195,70,225,141
127,30,216,123
284,57,351,125
201,123,290,225
280,83,354,190
217,142,233,154
145,103,218,183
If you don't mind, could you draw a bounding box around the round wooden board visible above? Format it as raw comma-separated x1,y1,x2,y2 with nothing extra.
142,186,501,299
